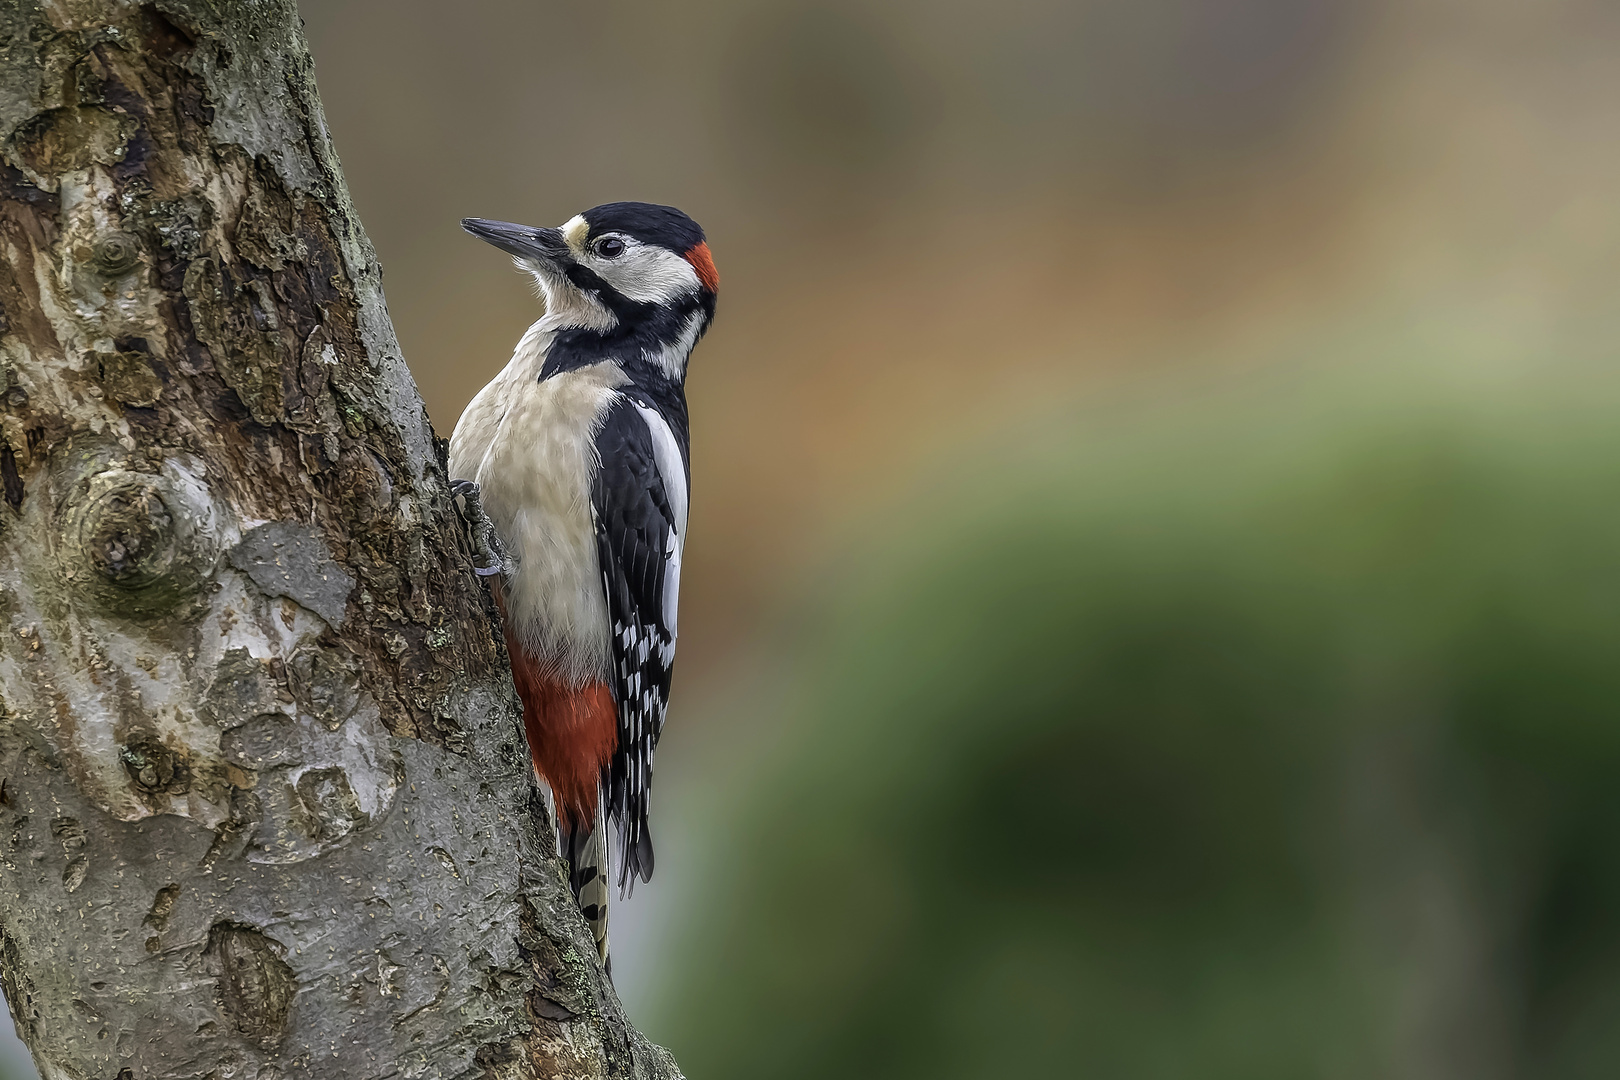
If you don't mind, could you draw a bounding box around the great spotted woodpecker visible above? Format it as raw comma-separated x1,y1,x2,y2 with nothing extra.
448,203,717,961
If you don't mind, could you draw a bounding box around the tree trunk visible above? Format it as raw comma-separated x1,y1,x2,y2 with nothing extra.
0,2,681,1077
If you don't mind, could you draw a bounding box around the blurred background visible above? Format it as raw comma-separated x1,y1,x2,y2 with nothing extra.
11,0,1620,1076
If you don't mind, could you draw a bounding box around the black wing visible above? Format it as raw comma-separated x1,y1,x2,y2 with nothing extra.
592,394,687,891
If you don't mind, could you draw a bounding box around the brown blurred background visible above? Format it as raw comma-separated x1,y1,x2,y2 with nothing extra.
296,0,1620,1072
12,1,1620,1076
308,0,1370,670
297,0,1619,683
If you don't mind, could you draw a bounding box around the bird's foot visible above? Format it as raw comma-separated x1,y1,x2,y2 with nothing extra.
450,479,509,578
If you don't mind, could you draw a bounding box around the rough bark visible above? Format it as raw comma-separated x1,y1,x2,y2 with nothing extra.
0,2,681,1078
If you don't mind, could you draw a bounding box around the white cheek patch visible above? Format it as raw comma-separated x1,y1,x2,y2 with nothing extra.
597,245,702,305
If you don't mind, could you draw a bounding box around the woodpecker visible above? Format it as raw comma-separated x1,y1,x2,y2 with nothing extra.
448,203,718,961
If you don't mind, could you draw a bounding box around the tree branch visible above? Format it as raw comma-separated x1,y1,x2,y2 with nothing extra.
0,2,679,1076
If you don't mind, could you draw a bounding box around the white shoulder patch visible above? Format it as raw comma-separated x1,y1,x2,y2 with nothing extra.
631,402,688,536
631,400,687,645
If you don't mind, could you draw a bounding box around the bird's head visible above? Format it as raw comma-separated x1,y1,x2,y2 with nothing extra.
462,202,718,346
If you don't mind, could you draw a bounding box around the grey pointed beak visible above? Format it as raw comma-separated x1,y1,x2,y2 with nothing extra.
461,218,572,265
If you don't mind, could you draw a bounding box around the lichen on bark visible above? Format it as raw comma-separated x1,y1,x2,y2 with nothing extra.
0,2,681,1077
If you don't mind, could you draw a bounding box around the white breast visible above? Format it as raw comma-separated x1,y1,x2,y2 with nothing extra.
448,323,624,685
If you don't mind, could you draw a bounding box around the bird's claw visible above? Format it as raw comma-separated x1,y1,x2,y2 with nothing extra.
450,478,509,578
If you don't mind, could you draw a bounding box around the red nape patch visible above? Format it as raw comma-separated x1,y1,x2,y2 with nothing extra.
684,241,720,294
495,600,617,831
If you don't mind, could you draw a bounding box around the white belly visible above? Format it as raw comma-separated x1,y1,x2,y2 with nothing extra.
448,333,625,685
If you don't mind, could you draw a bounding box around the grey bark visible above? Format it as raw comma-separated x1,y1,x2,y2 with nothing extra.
0,3,682,1078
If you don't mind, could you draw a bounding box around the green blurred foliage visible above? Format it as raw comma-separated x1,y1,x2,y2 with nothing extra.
661,364,1620,1078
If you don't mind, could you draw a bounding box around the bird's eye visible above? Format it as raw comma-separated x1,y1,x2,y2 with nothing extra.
596,237,626,259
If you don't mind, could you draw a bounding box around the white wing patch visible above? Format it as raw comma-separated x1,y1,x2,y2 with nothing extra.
632,400,687,649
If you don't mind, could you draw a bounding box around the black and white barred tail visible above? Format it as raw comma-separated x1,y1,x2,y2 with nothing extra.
560,817,611,963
